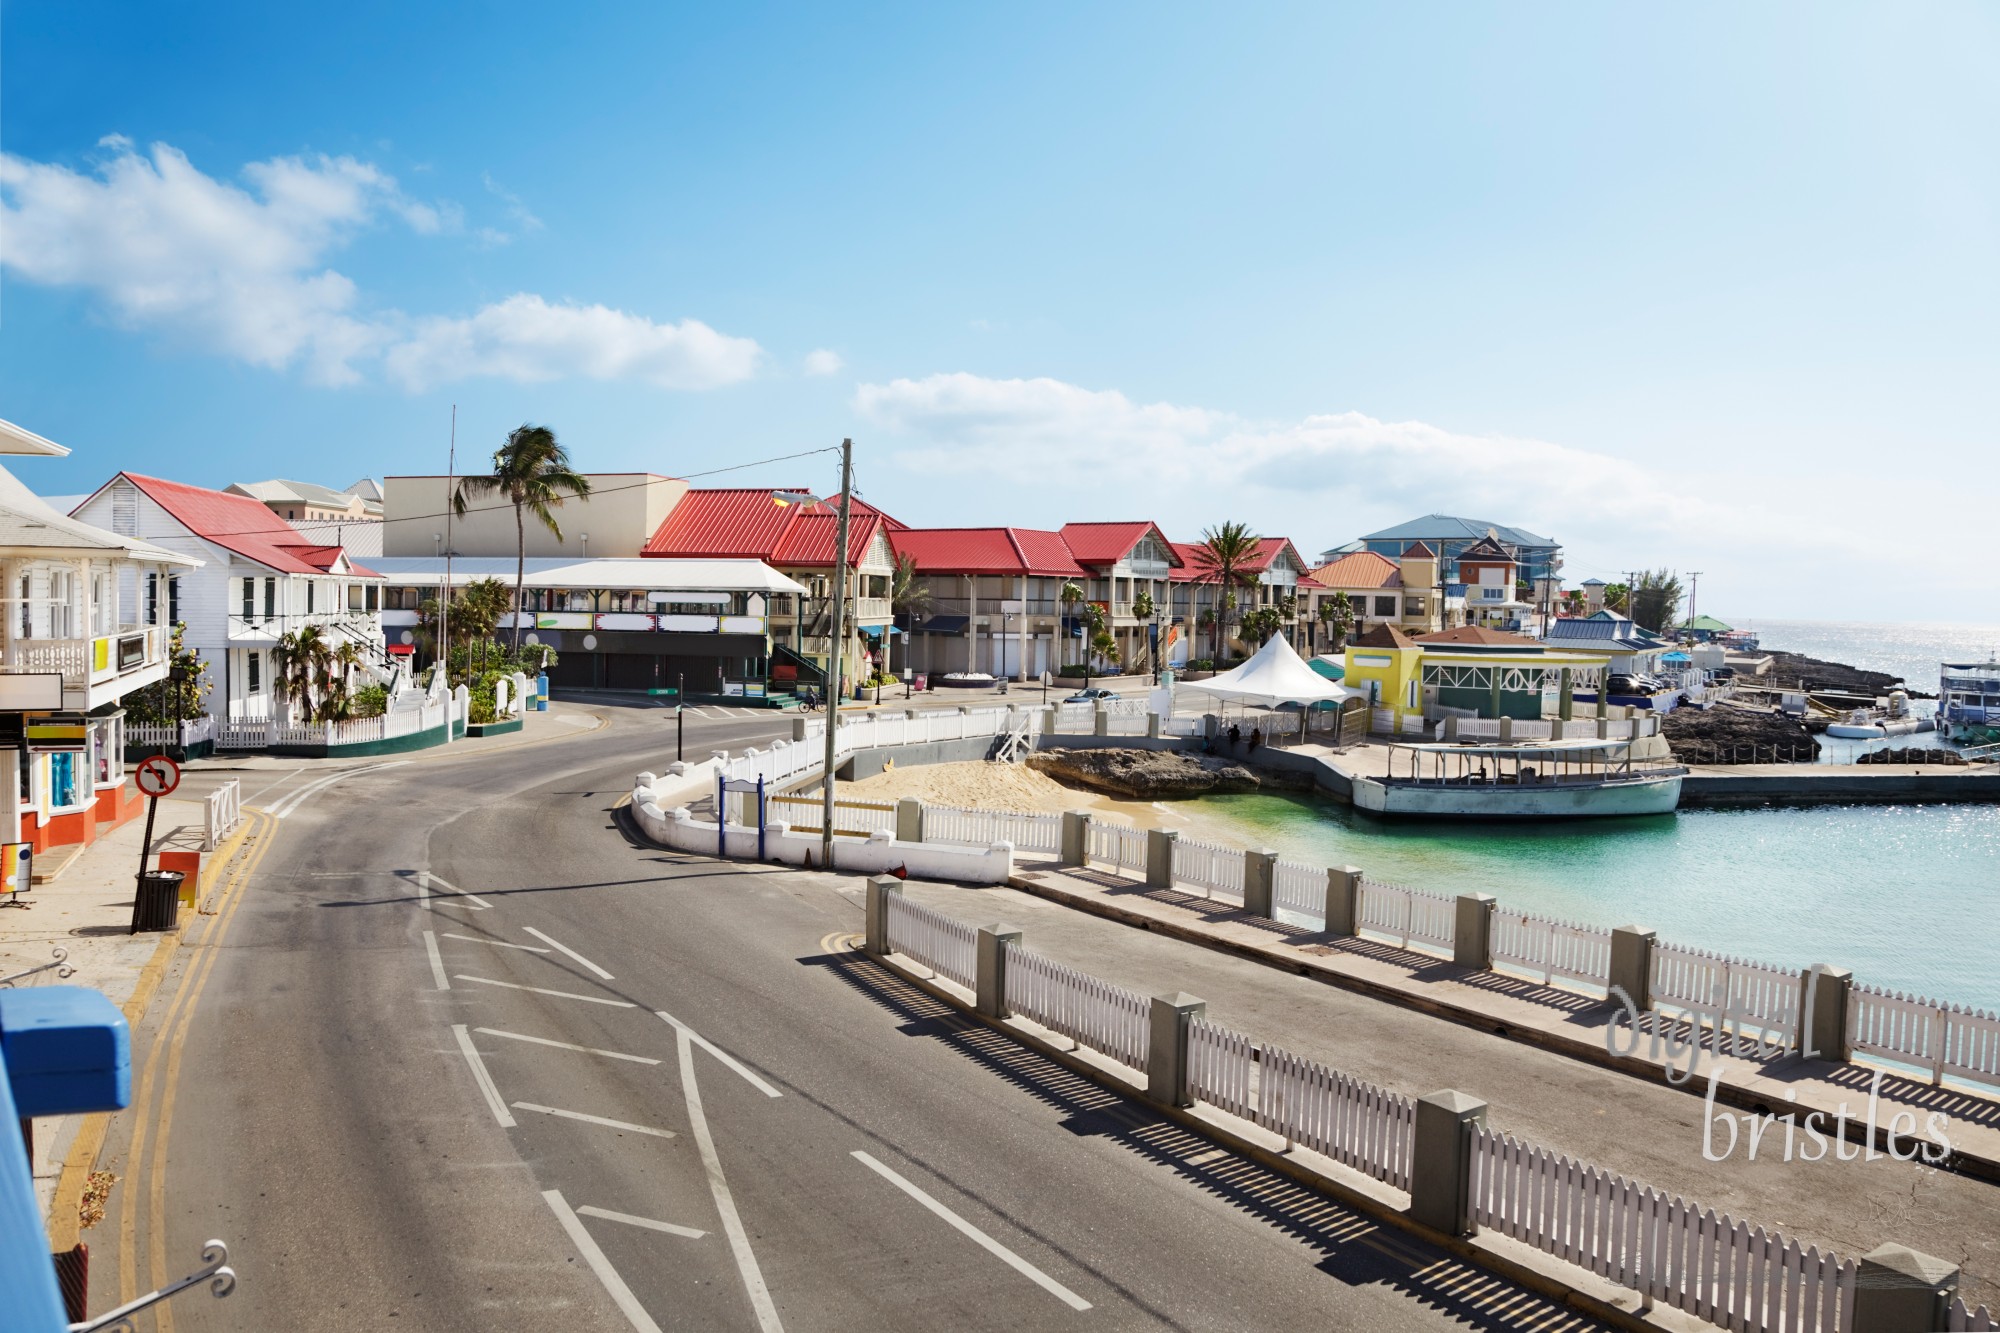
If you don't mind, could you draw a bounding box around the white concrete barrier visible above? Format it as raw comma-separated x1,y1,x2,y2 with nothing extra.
629,797,1013,885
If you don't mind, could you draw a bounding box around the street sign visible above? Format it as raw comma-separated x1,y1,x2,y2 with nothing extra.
0,673,64,711
0,712,91,752
135,755,181,798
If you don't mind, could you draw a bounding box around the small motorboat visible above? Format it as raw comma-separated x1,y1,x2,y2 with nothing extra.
1826,691,1923,739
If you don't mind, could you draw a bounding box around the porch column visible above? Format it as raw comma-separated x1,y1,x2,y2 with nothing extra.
966,574,979,674
1487,663,1501,719
1018,576,1029,681
1559,667,1573,721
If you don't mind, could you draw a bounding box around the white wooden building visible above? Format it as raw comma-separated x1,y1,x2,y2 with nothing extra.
71,473,385,721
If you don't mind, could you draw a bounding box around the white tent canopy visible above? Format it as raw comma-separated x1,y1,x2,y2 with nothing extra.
1178,632,1361,708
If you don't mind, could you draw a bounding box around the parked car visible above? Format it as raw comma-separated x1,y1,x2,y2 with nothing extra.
1064,687,1117,703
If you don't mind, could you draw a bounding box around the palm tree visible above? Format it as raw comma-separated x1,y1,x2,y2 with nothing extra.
889,553,932,679
1190,522,1262,660
270,625,333,723
1131,590,1156,672
1629,570,1686,633
1057,581,1085,667
1089,630,1120,670
454,424,593,650
1319,593,1353,651
1242,607,1284,645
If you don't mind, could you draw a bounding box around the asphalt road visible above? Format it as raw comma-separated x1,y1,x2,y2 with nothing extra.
91,701,1609,1331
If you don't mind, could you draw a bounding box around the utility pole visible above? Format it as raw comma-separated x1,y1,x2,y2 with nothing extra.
819,439,854,869
441,406,457,746
1687,571,1702,633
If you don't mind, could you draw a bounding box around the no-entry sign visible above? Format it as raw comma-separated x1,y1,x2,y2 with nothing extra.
135,755,181,798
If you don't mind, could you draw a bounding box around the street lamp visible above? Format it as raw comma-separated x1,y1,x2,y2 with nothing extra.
773,443,855,869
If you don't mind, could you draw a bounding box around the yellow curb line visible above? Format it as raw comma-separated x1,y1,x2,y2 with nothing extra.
41,811,261,1252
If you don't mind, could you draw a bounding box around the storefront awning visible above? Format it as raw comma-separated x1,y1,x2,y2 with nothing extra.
909,615,969,635
858,624,905,639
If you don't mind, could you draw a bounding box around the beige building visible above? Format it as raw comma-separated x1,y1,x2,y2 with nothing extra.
381,473,688,559
228,478,381,522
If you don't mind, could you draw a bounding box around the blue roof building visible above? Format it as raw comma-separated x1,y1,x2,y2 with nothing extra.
1335,514,1563,585
1544,610,1670,674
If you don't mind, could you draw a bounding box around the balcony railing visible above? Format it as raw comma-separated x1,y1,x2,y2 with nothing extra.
1,627,166,691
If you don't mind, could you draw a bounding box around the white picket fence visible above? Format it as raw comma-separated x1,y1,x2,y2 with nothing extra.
1847,983,2000,1091
1951,1296,1999,1331
882,893,977,991
1470,1125,1855,1333
924,805,1061,854
1085,820,1149,873
128,716,218,750
203,780,242,851
1271,861,1325,919
1491,910,1612,990
1170,838,1246,900
1651,943,1800,1054
212,694,461,749
1002,943,1150,1069
1356,878,1456,955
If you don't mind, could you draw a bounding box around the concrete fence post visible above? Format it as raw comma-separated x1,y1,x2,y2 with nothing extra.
895,797,925,843
1243,850,1278,918
1146,992,1207,1107
1452,893,1496,970
1324,866,1361,935
1596,716,1610,739
1203,713,1220,740
975,925,1022,1019
1497,717,1514,743
1094,706,1110,736
791,716,808,742
1609,926,1656,1012
1443,716,1459,742
864,875,903,956
1060,811,1091,867
1042,707,1058,735
1852,1244,1958,1333
1801,965,1854,1061
1147,713,1162,739
1145,828,1179,888
1409,1090,1487,1236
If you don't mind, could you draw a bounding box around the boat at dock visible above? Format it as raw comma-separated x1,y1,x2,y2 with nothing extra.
1823,690,1930,739
1349,737,1685,819
1938,657,2000,745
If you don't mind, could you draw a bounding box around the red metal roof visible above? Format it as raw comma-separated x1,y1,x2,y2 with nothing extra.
1242,536,1305,574
642,488,902,565
112,473,380,576
1168,537,1302,581
1306,551,1402,590
1057,521,1179,568
889,528,1085,577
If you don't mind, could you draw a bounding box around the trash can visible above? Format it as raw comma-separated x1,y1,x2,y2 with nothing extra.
131,869,184,933
535,673,549,711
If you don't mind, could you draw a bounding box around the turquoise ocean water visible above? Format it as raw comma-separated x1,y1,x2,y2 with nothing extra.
1170,620,2000,1012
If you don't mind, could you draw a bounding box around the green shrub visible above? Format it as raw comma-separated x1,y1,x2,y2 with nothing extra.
349,684,388,719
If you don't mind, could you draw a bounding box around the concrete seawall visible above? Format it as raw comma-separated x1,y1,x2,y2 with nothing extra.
1679,764,2000,807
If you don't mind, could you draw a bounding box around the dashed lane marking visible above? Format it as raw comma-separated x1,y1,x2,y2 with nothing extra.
423,931,450,990
452,1024,515,1127
576,1206,706,1240
543,1190,664,1333
442,933,549,953
656,1010,782,1098
525,925,613,979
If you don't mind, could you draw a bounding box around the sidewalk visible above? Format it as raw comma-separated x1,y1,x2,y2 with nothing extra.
185,699,607,773
0,794,254,1228
895,859,2000,1308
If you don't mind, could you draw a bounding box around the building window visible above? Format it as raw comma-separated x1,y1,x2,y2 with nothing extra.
146,573,159,625
1404,598,1425,617
168,576,181,626
366,584,378,612
248,652,261,694
263,578,276,621
307,581,315,614
1373,596,1396,617
241,577,254,621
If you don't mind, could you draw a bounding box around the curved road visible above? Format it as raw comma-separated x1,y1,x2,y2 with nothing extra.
92,702,1608,1331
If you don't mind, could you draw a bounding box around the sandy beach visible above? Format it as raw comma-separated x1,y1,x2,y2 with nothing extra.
836,759,1185,830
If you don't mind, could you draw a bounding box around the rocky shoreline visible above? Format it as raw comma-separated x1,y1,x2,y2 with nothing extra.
1758,650,1924,698
1661,703,1820,764
1026,748,1304,800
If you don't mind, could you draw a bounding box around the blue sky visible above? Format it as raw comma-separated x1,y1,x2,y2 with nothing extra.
4,3,1996,620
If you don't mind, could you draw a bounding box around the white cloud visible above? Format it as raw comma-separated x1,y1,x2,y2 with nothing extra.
853,371,1912,611
0,139,760,392
385,294,762,391
478,171,544,247
803,348,844,377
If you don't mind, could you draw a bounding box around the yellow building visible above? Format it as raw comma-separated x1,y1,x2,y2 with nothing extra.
1342,625,1610,731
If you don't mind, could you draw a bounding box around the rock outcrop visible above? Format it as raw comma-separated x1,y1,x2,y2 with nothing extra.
1760,651,1916,697
1855,747,1966,766
1026,748,1264,799
1661,703,1820,764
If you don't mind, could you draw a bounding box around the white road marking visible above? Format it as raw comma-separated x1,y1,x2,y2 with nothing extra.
266,761,409,819
473,1027,660,1065
416,871,431,911
240,764,307,806
676,1027,785,1332
525,926,613,979
424,871,489,909
657,1011,782,1098
423,931,450,990
451,1024,514,1127
542,1190,664,1333
576,1206,706,1240
513,1102,677,1138
442,933,549,953
455,975,635,1007
850,1150,1092,1311
462,892,494,908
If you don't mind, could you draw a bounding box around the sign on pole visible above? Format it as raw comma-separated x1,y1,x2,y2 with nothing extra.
135,755,181,798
